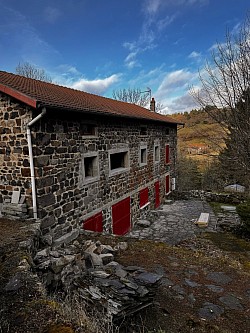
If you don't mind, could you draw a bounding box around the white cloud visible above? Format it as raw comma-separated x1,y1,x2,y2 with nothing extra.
153,68,200,113
44,7,61,24
188,51,201,59
158,15,176,31
166,92,199,113
143,0,162,15
157,69,194,94
68,74,121,95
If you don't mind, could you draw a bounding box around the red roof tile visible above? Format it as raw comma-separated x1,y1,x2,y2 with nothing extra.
0,71,179,124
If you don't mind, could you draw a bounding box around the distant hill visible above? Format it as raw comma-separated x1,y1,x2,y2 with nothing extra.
170,109,226,170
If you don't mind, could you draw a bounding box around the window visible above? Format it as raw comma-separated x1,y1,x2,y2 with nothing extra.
139,144,147,166
165,144,170,164
154,144,160,163
81,123,96,136
82,152,99,184
109,149,129,176
166,128,170,135
140,126,147,136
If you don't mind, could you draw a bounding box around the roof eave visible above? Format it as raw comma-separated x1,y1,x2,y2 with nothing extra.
42,104,180,125
0,83,37,108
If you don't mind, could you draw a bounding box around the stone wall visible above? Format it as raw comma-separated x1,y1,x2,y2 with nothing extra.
0,96,177,242
0,93,33,210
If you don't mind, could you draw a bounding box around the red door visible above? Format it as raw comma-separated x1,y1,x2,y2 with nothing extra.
166,175,170,194
154,181,160,208
112,197,131,235
83,212,103,232
140,187,149,208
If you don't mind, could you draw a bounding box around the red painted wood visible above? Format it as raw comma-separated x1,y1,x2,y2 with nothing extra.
165,144,170,164
154,181,160,208
83,212,103,232
166,175,170,194
0,83,37,108
112,197,131,235
140,187,149,207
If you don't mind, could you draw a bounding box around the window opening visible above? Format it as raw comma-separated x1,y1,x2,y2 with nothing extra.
154,145,160,162
84,156,97,178
140,148,147,164
110,151,128,170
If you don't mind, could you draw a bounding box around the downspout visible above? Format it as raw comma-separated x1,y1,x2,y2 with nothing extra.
27,107,46,219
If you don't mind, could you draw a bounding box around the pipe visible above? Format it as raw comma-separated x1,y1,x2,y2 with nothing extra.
27,107,46,219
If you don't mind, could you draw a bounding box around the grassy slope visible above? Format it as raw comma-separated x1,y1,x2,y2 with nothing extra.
170,110,226,170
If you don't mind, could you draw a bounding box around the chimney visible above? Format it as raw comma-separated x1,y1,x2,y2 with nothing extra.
150,97,156,112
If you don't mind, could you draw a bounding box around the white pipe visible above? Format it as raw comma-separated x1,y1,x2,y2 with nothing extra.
27,108,46,219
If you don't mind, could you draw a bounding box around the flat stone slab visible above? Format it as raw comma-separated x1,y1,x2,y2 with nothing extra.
205,284,224,293
221,205,237,212
184,278,200,288
206,272,233,285
198,302,224,320
219,294,244,310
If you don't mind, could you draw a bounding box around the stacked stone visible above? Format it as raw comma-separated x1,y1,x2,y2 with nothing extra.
76,265,162,320
34,239,162,321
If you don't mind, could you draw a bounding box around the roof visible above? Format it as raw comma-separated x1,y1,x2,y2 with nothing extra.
0,70,180,125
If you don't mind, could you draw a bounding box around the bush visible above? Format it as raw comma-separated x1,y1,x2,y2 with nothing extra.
236,200,250,232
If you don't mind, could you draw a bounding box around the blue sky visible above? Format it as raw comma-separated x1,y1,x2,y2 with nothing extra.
0,0,249,113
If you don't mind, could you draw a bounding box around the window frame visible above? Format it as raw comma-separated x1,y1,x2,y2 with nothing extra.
139,144,147,167
81,122,98,138
109,148,130,176
81,151,100,185
154,142,160,164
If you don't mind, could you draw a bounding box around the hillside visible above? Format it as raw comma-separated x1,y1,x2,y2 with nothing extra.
170,109,226,170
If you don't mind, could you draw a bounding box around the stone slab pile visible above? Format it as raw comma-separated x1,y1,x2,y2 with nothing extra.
34,239,162,320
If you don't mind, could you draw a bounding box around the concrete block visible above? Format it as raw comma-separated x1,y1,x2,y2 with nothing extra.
11,190,20,204
196,213,209,227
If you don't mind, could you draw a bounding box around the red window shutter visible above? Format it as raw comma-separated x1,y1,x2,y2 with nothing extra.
112,197,131,235
140,188,149,207
154,181,160,208
165,145,170,164
166,175,170,194
83,212,103,232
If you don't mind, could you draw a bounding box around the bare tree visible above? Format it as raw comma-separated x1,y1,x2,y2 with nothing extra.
112,88,150,108
191,16,250,190
16,62,52,82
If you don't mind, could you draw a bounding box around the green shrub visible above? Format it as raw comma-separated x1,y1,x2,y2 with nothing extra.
237,200,250,232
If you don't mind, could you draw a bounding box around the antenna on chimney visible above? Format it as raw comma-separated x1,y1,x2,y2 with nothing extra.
140,87,152,108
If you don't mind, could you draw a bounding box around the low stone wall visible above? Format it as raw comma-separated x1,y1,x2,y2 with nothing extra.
171,190,247,205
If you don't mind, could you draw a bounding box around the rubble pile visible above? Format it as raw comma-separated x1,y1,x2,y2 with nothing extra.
34,239,162,320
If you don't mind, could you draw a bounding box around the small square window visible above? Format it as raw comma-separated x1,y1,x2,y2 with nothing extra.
81,153,99,184
154,145,160,163
140,126,147,136
81,124,96,136
84,156,97,177
109,149,129,176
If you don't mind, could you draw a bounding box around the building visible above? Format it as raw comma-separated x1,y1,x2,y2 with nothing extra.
0,71,180,242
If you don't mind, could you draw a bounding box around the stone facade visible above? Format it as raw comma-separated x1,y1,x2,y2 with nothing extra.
0,93,177,242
